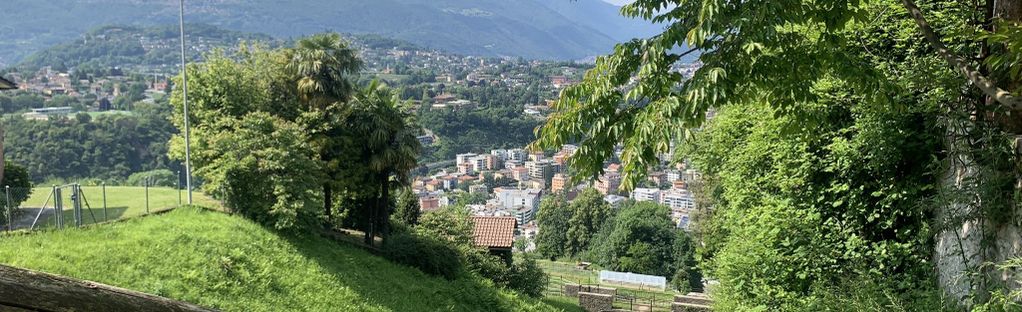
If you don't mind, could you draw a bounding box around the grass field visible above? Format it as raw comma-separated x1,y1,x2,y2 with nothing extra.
538,260,680,311
0,207,568,311
17,186,219,228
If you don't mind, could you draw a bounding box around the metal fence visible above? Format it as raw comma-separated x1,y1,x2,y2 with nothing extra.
2,181,188,232
543,270,679,311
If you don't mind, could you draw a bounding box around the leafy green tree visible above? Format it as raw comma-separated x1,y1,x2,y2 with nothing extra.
454,191,488,206
284,33,362,222
686,101,942,309
587,201,675,277
532,0,1022,308
346,80,421,245
503,254,549,298
417,205,474,247
395,187,420,226
671,230,702,293
535,195,571,259
566,188,612,256
0,161,32,209
5,111,176,182
197,112,322,230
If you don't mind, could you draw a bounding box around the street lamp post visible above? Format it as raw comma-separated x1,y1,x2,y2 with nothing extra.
179,0,193,205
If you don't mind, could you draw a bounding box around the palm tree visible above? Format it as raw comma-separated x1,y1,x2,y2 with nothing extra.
350,80,421,245
284,33,362,222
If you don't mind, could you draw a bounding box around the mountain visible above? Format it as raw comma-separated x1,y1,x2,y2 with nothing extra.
0,0,663,66
537,0,662,43
17,24,277,71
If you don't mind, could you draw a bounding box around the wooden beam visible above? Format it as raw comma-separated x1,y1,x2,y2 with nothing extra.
0,265,216,312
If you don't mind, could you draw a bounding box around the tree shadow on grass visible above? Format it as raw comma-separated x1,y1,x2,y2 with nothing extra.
280,234,551,312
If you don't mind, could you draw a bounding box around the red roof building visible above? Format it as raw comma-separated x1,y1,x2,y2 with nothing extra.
471,216,517,252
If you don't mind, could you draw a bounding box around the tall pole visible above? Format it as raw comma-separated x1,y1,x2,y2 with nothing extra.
179,0,193,205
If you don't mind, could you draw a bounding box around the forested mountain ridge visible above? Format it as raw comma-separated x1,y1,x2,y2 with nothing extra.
17,24,277,72
0,0,661,66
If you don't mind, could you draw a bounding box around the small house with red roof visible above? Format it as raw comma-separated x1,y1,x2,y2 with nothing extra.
471,216,517,263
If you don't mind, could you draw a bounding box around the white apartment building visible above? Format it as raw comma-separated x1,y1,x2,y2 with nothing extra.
661,189,696,212
631,188,661,202
456,153,479,167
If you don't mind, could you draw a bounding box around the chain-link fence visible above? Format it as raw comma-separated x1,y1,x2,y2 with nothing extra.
1,181,206,232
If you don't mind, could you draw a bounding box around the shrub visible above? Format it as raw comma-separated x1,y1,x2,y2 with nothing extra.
1,161,33,211
126,169,178,187
382,232,463,280
462,246,510,281
504,254,548,298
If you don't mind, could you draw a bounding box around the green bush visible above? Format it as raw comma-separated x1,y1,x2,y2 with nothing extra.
504,254,549,298
1,161,33,208
382,232,463,280
126,169,178,187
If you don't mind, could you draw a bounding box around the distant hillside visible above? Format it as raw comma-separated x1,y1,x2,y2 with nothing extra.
0,207,562,312
0,0,662,65
17,24,277,71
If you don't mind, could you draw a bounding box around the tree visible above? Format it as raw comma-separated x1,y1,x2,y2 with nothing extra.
533,0,1021,308
671,230,702,293
587,201,675,277
197,113,322,230
346,80,421,245
395,187,420,226
0,161,32,210
417,206,474,247
503,254,549,298
566,188,612,256
535,195,571,259
284,33,362,223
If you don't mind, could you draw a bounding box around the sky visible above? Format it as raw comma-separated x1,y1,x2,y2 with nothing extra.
603,0,633,5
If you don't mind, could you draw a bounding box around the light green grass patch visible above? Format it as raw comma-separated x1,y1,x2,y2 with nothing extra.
20,186,219,227
0,207,569,312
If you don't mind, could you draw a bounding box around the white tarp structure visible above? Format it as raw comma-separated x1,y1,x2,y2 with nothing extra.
599,270,667,290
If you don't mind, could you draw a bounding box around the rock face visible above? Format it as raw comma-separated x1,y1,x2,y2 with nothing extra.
934,129,1022,306
578,292,613,312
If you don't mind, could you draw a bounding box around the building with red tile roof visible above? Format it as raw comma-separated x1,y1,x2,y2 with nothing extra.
471,216,517,262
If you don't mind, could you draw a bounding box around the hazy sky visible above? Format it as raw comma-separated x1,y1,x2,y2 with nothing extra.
603,0,633,5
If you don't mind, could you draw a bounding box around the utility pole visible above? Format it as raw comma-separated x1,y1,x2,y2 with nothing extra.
179,0,193,204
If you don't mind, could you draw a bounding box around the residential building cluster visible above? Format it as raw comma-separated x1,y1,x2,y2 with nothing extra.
412,142,704,246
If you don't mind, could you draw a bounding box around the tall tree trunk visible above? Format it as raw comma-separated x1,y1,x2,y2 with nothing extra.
322,183,332,223
362,196,373,246
379,172,391,244
365,193,376,247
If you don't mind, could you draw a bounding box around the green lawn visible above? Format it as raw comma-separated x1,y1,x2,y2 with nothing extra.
538,260,680,311
85,110,133,117
0,207,568,312
540,296,584,312
18,186,219,228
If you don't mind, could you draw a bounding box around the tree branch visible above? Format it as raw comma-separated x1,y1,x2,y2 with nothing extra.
900,0,1022,110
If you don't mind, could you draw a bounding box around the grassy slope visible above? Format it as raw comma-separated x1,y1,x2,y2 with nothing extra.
0,207,563,312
